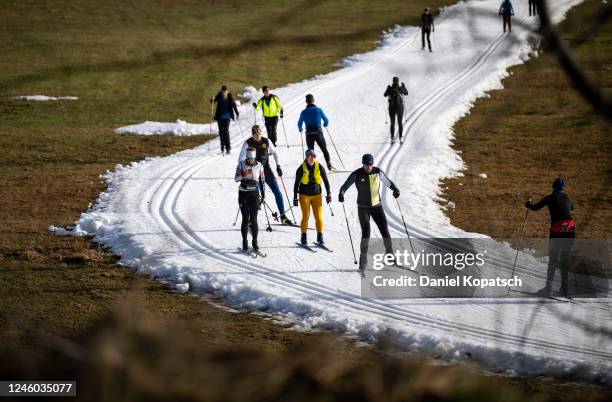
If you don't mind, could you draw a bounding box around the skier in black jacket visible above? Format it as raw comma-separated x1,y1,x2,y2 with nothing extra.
384,77,409,143
211,85,239,154
499,0,515,33
235,147,266,252
525,178,576,297
420,7,435,52
338,154,400,270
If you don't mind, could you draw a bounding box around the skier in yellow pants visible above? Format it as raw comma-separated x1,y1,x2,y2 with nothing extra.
293,149,332,247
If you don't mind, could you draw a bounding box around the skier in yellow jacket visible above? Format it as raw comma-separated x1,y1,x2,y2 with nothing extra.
253,85,284,146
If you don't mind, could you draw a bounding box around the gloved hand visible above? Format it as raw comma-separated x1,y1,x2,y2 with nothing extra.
401,82,406,87
299,129,303,134
324,123,328,128
338,193,344,203
392,188,400,199
280,110,284,118
236,113,239,119
326,195,332,204
276,165,283,177
252,102,257,108
293,198,299,207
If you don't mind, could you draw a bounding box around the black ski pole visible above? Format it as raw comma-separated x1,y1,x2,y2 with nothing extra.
232,205,240,226
262,199,273,232
341,203,357,265
279,176,297,223
395,198,416,256
508,199,531,294
280,116,290,149
324,127,345,169
328,202,335,217
263,200,279,222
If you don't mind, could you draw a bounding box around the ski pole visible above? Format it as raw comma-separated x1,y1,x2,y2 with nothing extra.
262,199,273,232
341,203,357,265
209,98,214,151
395,198,416,256
232,205,240,226
328,202,335,217
507,201,530,294
324,127,345,169
300,130,305,156
385,101,388,124
262,200,279,222
237,116,245,139
279,176,297,223
280,116,290,149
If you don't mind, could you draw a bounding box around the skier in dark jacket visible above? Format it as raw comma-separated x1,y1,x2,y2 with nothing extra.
525,178,576,297
293,149,332,247
420,7,435,52
235,147,265,252
297,94,334,171
211,85,239,154
253,86,284,146
384,77,409,143
238,125,292,225
499,0,515,33
338,154,400,271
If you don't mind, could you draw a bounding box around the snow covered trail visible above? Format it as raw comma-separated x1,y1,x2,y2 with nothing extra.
68,0,611,384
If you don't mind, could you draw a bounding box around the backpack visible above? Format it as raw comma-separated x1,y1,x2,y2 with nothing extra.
387,86,403,106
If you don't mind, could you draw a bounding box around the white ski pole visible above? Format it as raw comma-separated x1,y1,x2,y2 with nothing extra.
280,116,290,149
507,198,531,294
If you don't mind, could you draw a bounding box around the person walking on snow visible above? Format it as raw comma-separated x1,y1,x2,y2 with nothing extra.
499,0,514,33
211,85,239,154
253,86,284,146
235,147,266,252
297,94,335,171
293,149,332,246
525,178,576,298
338,154,400,271
384,77,409,143
238,125,292,225
420,7,435,52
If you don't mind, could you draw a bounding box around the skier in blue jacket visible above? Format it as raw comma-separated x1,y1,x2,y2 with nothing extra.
499,0,514,33
297,94,334,171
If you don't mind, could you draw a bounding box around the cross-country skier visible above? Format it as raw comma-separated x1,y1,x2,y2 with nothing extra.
384,77,409,143
238,125,293,225
235,147,266,252
528,0,539,16
211,85,239,154
525,178,576,297
338,154,400,270
297,94,335,171
499,0,515,33
420,7,435,52
252,86,284,146
293,149,332,247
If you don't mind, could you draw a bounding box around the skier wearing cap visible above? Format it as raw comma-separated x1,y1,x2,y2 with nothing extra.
338,154,400,270
211,85,239,154
235,147,266,252
525,178,576,297
297,94,334,171
499,0,514,33
238,125,292,225
420,7,435,52
293,149,332,247
384,77,409,143
253,86,283,146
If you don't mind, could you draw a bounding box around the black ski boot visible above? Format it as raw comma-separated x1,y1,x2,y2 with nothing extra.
300,233,307,246
242,239,248,252
252,239,259,251
359,254,367,270
317,232,324,245
280,214,293,225
327,162,335,172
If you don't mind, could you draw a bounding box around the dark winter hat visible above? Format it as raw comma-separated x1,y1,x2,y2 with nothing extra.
221,85,228,91
305,149,316,158
362,153,374,165
262,85,269,92
392,76,399,84
552,178,565,191
305,94,314,103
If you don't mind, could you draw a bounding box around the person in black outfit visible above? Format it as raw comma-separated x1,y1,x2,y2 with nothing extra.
420,7,435,52
211,85,239,154
338,154,400,270
234,147,266,251
528,0,539,16
525,178,576,297
384,77,409,143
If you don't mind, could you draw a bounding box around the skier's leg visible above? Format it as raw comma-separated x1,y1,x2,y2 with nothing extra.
311,193,324,234
315,132,332,168
421,30,426,49
239,192,250,246
559,235,575,295
264,165,285,214
269,116,278,146
546,236,561,291
299,194,312,234
358,207,372,266
397,105,404,139
389,107,396,139
508,15,512,32
305,132,316,151
426,30,432,51
372,205,393,254
248,193,259,247
217,121,225,152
